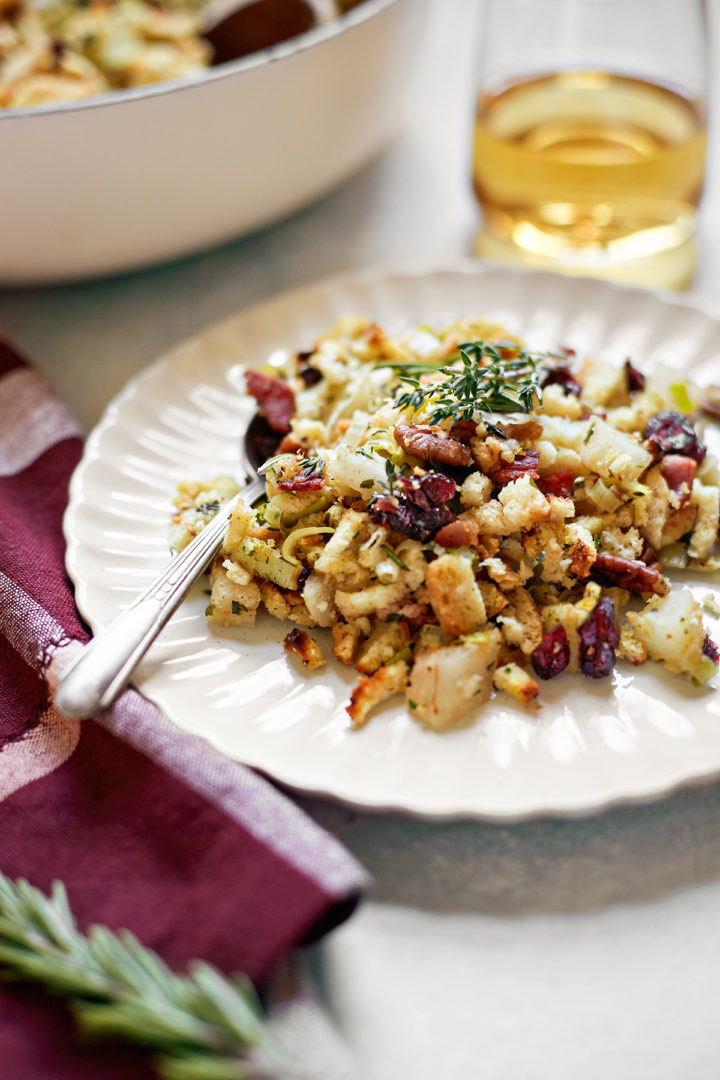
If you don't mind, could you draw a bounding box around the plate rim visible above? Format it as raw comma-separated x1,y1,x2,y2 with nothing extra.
64,258,720,821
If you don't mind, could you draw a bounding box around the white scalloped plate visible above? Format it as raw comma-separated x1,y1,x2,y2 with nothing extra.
64,262,720,819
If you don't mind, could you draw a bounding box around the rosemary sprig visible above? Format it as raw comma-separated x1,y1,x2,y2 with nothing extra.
0,872,287,1080
393,340,544,431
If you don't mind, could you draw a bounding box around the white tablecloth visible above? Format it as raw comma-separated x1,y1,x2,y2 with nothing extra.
3,2,720,1075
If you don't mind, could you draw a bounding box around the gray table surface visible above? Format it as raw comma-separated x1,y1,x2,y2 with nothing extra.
3,2,720,1076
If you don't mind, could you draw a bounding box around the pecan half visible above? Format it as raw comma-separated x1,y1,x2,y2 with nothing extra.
434,518,480,548
497,419,543,442
590,552,669,595
394,424,472,467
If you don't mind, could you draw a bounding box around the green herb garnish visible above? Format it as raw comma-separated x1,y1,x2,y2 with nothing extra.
381,545,408,570
384,458,397,493
393,340,543,430
0,872,282,1080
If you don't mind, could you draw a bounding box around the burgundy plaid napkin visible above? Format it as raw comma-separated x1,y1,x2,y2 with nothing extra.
0,339,368,1078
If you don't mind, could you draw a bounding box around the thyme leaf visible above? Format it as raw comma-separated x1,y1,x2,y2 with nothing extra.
393,340,544,427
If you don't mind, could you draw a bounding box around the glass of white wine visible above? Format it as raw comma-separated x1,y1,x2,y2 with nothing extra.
471,0,708,289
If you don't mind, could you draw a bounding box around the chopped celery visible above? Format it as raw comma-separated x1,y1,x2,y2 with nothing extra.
234,537,301,590
670,382,694,413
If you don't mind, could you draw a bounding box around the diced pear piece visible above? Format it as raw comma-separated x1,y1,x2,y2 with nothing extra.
406,629,501,732
626,589,713,683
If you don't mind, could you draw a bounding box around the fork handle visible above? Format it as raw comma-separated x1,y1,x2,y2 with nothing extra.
56,477,265,719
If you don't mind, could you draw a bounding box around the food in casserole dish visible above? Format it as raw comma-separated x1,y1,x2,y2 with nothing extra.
171,315,720,731
0,0,210,107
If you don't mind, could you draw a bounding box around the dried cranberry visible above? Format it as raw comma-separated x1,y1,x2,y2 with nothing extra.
491,450,541,485
540,364,582,397
531,624,570,679
298,366,323,387
537,468,575,499
369,471,457,542
401,472,457,504
624,359,645,392
579,598,619,679
644,410,706,463
703,635,720,664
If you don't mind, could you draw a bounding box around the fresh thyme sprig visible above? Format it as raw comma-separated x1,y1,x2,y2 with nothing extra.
393,340,544,432
0,872,288,1080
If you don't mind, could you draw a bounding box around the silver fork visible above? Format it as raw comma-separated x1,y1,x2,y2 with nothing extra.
55,474,265,719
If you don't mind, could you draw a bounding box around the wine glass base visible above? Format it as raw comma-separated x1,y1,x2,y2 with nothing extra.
472,225,697,291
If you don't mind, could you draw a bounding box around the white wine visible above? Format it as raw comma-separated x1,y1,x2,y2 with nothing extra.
472,71,707,287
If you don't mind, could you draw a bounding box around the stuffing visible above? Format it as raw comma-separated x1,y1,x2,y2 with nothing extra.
313,509,364,574
347,661,409,729
175,314,719,733
566,522,598,577
207,558,261,628
335,581,406,620
170,476,240,552
478,580,510,617
331,620,368,666
302,572,337,628
497,475,552,532
355,621,411,675
496,588,543,656
480,557,524,591
635,464,670,548
259,581,292,621
459,472,493,508
493,662,540,705
660,503,698,548
283,628,326,671
617,625,648,666
426,554,487,636
1,0,210,109
522,523,577,587
470,499,508,537
539,383,584,419
687,480,720,563
597,526,643,560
